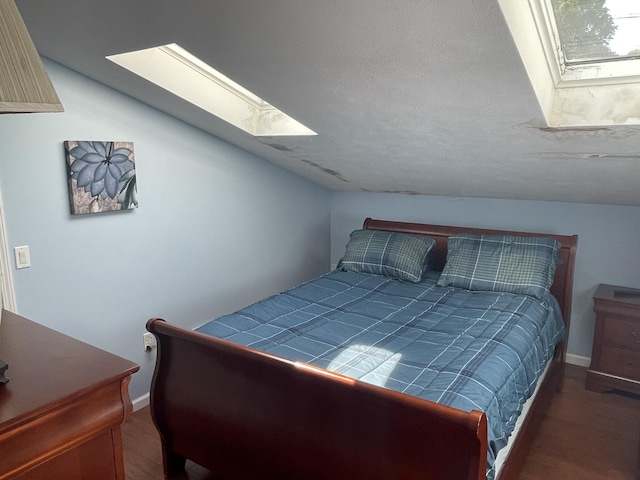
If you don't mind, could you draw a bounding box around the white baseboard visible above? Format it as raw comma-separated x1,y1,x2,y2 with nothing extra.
565,353,590,368
132,393,150,412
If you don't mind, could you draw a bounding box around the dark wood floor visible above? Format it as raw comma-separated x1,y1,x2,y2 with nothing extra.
122,364,640,479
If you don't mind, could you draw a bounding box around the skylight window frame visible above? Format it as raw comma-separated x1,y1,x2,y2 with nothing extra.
159,45,269,110
106,43,316,137
536,0,640,87
499,0,640,126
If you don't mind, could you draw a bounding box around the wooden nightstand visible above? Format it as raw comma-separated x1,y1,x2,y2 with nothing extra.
586,284,640,395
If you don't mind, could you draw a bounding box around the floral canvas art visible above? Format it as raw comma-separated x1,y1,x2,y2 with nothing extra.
64,141,138,215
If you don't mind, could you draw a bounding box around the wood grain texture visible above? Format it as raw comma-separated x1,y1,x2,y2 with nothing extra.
148,316,489,479
587,284,640,395
143,218,578,480
123,365,640,480
0,0,63,112
520,364,640,480
0,310,139,479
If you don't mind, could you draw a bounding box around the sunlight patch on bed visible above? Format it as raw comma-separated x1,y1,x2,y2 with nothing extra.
327,345,402,387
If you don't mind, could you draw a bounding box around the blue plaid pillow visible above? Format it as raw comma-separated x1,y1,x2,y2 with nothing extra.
436,234,561,300
338,229,436,283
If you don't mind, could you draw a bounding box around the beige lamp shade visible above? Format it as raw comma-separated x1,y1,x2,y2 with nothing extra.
0,0,63,113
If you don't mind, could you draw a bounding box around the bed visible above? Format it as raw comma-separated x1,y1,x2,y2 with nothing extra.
147,218,578,480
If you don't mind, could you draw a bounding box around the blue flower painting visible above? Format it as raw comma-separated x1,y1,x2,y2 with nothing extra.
64,141,138,215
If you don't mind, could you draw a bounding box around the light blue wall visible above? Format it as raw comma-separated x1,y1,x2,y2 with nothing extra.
3,61,638,402
0,60,330,400
330,192,640,361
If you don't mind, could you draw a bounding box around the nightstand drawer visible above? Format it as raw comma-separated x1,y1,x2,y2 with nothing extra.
603,317,640,351
600,345,640,381
588,284,640,394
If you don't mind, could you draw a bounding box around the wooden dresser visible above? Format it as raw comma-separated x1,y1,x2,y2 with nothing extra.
586,284,640,395
0,310,139,479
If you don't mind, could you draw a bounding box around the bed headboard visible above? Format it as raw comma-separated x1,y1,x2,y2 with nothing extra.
362,218,578,347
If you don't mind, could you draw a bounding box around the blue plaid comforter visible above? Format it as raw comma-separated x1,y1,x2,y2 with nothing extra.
196,270,564,478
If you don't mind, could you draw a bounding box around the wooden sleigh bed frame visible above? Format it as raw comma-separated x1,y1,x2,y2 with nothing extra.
147,218,578,480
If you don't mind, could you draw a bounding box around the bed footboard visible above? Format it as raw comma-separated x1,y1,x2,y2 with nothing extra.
147,318,488,480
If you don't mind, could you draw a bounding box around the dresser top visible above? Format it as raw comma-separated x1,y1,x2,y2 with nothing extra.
594,284,640,307
0,310,139,429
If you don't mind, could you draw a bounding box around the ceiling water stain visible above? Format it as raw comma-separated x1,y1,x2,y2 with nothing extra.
528,152,640,161
514,120,639,139
299,159,349,183
262,142,293,152
537,126,611,134
381,190,421,195
258,140,349,182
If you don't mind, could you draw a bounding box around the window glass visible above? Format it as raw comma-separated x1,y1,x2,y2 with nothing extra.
551,0,640,64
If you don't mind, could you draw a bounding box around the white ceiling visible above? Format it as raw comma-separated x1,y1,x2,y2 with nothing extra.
16,0,640,205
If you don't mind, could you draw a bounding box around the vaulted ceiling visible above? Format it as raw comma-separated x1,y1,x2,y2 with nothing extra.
16,0,640,205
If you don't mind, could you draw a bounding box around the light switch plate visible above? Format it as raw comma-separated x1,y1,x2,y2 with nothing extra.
14,246,30,269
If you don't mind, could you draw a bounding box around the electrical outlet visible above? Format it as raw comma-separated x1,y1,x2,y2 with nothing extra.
143,332,157,351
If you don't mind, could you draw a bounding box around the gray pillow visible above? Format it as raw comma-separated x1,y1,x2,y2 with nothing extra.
437,234,561,300
338,229,436,283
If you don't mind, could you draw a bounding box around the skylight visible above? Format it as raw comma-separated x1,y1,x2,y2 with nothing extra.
107,44,316,137
551,0,640,64
498,0,640,127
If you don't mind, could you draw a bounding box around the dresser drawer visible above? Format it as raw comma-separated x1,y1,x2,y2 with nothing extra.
600,345,640,381
602,316,640,351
